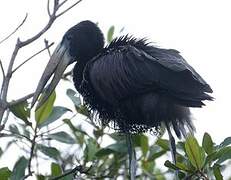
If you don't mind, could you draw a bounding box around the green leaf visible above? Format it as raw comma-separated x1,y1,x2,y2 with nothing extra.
219,137,231,148
185,135,205,170
84,138,98,162
51,162,62,176
132,134,149,156
96,141,127,157
95,148,115,157
107,25,115,43
37,144,60,160
205,146,231,165
10,100,31,125
63,120,86,146
175,162,192,172
213,164,223,180
38,106,71,128
164,160,193,173
216,146,231,164
148,149,167,162
36,174,46,180
164,160,178,170
142,160,155,173
0,167,12,180
35,91,56,124
156,138,170,151
9,124,20,135
10,156,28,180
66,89,81,107
48,131,75,144
147,145,167,162
202,132,214,154
109,133,126,141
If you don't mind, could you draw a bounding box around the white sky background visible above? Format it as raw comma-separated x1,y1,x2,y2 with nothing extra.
0,0,231,174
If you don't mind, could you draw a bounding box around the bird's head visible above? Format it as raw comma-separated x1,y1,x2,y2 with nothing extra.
31,20,104,109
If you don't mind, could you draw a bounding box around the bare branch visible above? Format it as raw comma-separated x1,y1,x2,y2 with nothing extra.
53,0,60,14
0,59,5,78
57,0,68,9
12,42,54,74
8,92,34,107
0,39,20,102
0,0,83,126
44,39,52,57
56,0,83,18
0,14,28,45
47,0,51,17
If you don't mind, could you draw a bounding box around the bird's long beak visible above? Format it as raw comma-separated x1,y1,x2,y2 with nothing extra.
31,42,73,109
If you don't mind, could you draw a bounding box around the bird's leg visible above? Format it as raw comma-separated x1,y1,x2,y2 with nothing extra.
126,133,136,180
165,122,179,179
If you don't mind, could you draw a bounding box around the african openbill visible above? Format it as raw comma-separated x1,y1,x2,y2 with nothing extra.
32,20,213,178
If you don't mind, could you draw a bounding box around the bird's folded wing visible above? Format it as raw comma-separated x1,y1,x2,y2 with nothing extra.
86,45,212,105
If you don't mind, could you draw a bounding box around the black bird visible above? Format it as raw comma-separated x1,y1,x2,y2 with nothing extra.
32,20,213,177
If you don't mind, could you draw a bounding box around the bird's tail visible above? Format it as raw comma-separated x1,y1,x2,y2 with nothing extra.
169,104,195,139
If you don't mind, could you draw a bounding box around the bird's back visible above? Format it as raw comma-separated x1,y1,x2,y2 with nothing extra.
78,35,212,137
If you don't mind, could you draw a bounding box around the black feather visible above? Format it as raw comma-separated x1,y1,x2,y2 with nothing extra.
72,32,213,137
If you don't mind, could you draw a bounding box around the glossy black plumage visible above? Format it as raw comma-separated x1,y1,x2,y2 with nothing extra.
32,20,213,138
68,21,213,137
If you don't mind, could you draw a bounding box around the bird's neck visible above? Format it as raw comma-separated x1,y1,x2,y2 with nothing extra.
73,61,87,91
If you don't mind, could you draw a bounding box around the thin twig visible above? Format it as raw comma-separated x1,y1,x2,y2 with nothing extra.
0,59,5,78
58,0,69,9
47,0,51,17
27,125,38,177
3,129,32,142
0,59,6,97
56,0,83,18
37,113,77,136
51,165,92,180
0,13,28,45
44,39,52,57
37,122,66,136
12,42,54,74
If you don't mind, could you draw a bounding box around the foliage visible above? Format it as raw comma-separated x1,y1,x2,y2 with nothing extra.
1,82,231,179
0,2,230,179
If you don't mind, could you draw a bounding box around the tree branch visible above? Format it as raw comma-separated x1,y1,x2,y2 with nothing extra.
51,165,92,180
56,0,83,18
44,39,52,57
27,125,38,178
0,59,5,79
58,0,69,9
0,13,28,45
12,42,54,74
0,0,84,124
47,0,52,17
0,59,5,98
